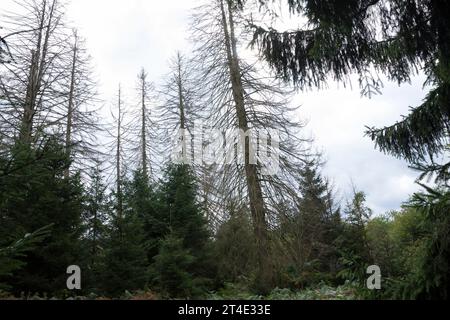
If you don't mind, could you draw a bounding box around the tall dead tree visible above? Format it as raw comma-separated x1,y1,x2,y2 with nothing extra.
63,30,98,178
158,52,219,222
116,85,123,235
103,85,128,241
157,52,201,166
191,0,312,292
125,69,157,180
139,70,150,178
65,31,77,177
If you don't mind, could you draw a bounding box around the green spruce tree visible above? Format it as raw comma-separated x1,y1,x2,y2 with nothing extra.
0,139,84,295
150,164,212,297
81,163,109,293
100,175,149,296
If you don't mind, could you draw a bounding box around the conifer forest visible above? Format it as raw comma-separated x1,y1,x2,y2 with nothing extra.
0,0,449,301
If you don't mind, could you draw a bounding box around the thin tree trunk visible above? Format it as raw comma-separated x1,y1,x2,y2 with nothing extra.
92,205,98,265
21,49,39,143
177,53,188,162
116,85,123,239
138,71,148,178
64,32,77,179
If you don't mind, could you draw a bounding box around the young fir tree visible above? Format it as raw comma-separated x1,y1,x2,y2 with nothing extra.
81,162,109,292
214,205,257,284
150,164,212,297
276,161,341,285
158,164,209,254
100,186,148,296
296,162,329,266
123,170,163,263
338,191,373,284
0,139,84,295
151,233,198,298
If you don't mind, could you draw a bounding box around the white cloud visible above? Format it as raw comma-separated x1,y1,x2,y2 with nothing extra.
298,75,427,213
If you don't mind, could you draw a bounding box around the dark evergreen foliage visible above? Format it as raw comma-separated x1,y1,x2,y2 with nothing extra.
100,202,148,296
158,164,210,254
249,0,450,179
80,164,110,292
0,140,84,295
149,164,213,296
0,225,52,291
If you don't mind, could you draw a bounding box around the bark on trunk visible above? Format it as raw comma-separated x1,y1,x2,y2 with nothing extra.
140,71,149,178
116,85,123,239
64,33,78,179
177,53,188,162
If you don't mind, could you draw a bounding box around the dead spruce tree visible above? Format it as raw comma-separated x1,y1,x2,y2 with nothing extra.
157,52,221,225
62,30,99,178
115,86,125,234
125,68,158,180
0,0,69,145
157,52,201,165
191,0,312,292
104,85,127,239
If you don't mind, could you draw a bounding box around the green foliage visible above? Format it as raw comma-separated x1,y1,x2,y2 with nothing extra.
150,233,200,298
249,0,450,180
366,215,396,277
250,0,448,88
123,170,162,261
342,188,450,300
396,186,450,299
266,284,359,301
272,162,343,289
0,0,450,300
80,164,110,292
214,209,257,284
148,164,214,298
336,192,373,285
367,84,450,165
0,140,84,295
0,225,52,291
158,164,210,253
207,283,359,300
208,282,262,300
100,200,148,296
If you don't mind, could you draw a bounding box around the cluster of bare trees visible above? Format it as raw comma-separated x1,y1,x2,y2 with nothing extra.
1,0,317,293
0,0,99,177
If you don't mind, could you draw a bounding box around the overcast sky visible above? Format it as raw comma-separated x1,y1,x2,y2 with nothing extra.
2,0,428,214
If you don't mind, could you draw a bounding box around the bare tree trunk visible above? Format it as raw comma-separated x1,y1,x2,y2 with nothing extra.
64,32,78,179
139,70,149,178
220,0,272,292
20,0,57,144
21,49,39,144
93,208,98,263
116,85,123,239
176,53,188,162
